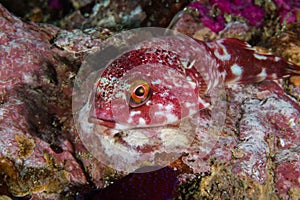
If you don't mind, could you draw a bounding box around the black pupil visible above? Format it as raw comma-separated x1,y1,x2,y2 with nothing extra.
135,86,145,97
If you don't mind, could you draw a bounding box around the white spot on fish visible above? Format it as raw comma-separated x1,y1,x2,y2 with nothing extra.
198,97,210,108
214,50,231,61
275,57,280,62
231,64,243,76
146,100,151,106
167,58,174,65
130,110,141,117
152,79,162,84
186,76,197,89
166,113,178,123
182,59,196,69
213,79,220,88
139,118,146,125
257,68,267,79
127,118,133,123
253,53,268,60
271,73,277,79
160,90,169,97
180,58,188,68
186,76,192,81
185,102,196,108
165,104,174,111
214,40,231,61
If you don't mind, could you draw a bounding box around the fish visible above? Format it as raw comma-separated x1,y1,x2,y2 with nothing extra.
75,31,300,199
90,36,300,130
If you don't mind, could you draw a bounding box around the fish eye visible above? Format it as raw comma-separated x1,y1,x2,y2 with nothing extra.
129,80,151,107
134,86,145,97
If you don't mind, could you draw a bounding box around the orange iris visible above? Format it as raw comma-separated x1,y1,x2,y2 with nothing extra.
129,80,151,107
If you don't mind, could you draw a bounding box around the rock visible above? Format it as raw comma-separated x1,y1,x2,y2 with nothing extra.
178,81,300,199
171,0,300,43
60,0,189,30
0,4,104,198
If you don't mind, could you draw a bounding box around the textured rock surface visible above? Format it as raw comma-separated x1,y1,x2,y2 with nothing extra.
172,0,300,43
60,0,189,29
0,4,102,198
1,0,189,30
175,81,300,199
0,2,300,200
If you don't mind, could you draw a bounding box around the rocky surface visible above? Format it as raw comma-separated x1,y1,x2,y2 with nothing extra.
1,0,189,30
0,4,103,199
0,1,300,200
172,0,300,43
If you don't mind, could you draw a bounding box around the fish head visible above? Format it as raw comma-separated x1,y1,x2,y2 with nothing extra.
73,29,226,172
90,48,204,130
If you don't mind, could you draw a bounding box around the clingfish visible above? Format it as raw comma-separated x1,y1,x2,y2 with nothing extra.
91,36,300,130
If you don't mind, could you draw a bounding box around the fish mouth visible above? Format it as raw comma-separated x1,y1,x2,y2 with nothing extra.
89,116,183,131
88,116,116,128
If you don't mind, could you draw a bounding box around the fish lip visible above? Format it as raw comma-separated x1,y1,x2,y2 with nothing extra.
88,116,116,128
88,116,182,131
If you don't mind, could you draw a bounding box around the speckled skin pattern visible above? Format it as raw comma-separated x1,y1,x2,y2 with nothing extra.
75,33,300,182
93,36,300,129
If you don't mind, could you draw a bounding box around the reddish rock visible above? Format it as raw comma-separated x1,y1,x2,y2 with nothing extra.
0,4,104,198
178,81,300,199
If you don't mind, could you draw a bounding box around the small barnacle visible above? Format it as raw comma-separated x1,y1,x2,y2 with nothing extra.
14,134,35,159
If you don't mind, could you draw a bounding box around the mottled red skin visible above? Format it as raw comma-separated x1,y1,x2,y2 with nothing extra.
94,48,186,122
92,47,204,129
94,37,300,129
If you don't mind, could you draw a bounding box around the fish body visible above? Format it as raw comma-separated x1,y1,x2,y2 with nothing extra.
91,36,300,130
